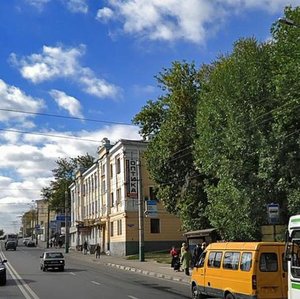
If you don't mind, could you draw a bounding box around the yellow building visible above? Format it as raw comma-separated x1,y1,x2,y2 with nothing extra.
69,138,184,256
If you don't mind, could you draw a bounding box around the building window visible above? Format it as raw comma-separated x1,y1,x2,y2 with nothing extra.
110,222,114,237
149,187,157,200
110,163,113,178
116,157,121,174
117,219,122,235
116,188,121,204
95,174,97,189
110,192,114,207
101,180,106,194
150,219,160,234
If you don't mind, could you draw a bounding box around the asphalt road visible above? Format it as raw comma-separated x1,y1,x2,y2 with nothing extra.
0,241,190,299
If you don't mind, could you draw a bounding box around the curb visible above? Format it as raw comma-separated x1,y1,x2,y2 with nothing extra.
106,262,190,284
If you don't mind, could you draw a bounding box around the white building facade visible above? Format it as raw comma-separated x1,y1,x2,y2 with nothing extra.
69,138,184,256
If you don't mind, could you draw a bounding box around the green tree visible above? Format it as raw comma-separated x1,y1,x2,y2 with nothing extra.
265,6,300,217
41,154,95,210
134,61,209,230
195,38,275,240
0,229,4,237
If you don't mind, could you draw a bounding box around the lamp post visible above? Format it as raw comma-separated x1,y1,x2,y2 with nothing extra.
65,190,69,254
46,204,50,249
137,160,145,262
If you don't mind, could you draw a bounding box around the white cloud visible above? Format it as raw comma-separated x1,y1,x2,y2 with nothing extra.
97,0,300,44
50,89,83,118
0,123,140,232
10,45,120,99
96,7,114,22
25,0,50,10
0,79,44,124
64,0,88,14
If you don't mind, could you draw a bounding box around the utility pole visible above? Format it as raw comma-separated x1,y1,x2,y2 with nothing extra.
65,190,69,254
137,160,145,262
35,206,38,246
46,204,50,248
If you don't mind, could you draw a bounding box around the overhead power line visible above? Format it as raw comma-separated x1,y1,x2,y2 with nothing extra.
0,128,101,143
0,108,135,126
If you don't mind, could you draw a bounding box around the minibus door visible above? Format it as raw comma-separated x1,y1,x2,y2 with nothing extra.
257,248,285,299
193,252,207,295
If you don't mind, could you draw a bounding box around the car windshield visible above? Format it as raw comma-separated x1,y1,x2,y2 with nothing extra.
45,253,64,258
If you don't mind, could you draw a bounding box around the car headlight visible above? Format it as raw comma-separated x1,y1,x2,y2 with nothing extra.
59,261,63,263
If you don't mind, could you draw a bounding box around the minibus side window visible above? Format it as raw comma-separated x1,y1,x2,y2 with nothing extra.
223,252,240,270
240,252,252,271
259,253,278,272
208,251,222,268
198,252,207,268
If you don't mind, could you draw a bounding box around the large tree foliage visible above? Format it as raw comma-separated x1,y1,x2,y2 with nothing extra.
194,6,300,240
195,38,274,240
266,6,300,217
41,154,95,211
133,62,209,230
134,7,300,239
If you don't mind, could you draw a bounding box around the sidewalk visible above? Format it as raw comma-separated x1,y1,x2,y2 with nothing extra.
37,241,190,284
68,249,191,285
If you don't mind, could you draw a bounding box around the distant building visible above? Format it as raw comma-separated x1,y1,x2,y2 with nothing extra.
69,138,184,256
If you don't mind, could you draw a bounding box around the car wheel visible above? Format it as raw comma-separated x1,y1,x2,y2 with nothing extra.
0,275,6,286
60,266,64,272
192,284,205,299
225,293,235,299
42,266,46,272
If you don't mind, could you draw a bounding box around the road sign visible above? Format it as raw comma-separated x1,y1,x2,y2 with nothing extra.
267,203,280,224
56,215,71,222
145,200,158,218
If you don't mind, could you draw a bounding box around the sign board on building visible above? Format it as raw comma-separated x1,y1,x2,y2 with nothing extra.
50,220,57,229
56,215,71,222
126,159,138,199
145,200,158,218
267,203,280,224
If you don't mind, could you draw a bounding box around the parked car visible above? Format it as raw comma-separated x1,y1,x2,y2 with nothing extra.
40,251,65,271
23,237,31,246
0,258,7,286
5,241,17,251
26,240,36,247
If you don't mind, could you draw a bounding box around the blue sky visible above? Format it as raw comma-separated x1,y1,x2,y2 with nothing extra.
0,0,299,233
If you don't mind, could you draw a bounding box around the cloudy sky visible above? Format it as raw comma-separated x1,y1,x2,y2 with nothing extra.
0,0,299,233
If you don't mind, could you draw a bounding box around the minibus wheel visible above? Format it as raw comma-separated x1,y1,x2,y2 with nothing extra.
225,293,234,299
192,284,205,299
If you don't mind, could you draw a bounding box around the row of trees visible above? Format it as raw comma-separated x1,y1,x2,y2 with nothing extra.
133,7,300,240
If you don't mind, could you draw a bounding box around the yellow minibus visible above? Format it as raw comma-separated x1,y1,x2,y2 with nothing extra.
191,242,287,299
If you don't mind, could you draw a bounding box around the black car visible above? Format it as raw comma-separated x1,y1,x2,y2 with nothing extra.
0,258,7,286
40,251,65,271
5,241,17,251
26,240,36,247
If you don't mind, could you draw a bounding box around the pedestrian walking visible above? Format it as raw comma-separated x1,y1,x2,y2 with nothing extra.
192,243,203,267
95,243,101,259
83,240,88,255
181,244,192,276
170,246,179,268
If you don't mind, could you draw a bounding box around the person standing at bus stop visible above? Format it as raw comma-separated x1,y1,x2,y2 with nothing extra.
181,244,192,276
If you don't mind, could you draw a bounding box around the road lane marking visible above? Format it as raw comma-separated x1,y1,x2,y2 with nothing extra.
0,250,40,299
128,296,139,299
91,280,101,285
69,272,76,275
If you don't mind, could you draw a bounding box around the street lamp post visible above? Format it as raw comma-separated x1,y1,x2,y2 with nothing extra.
65,190,69,254
137,160,145,262
46,205,50,249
